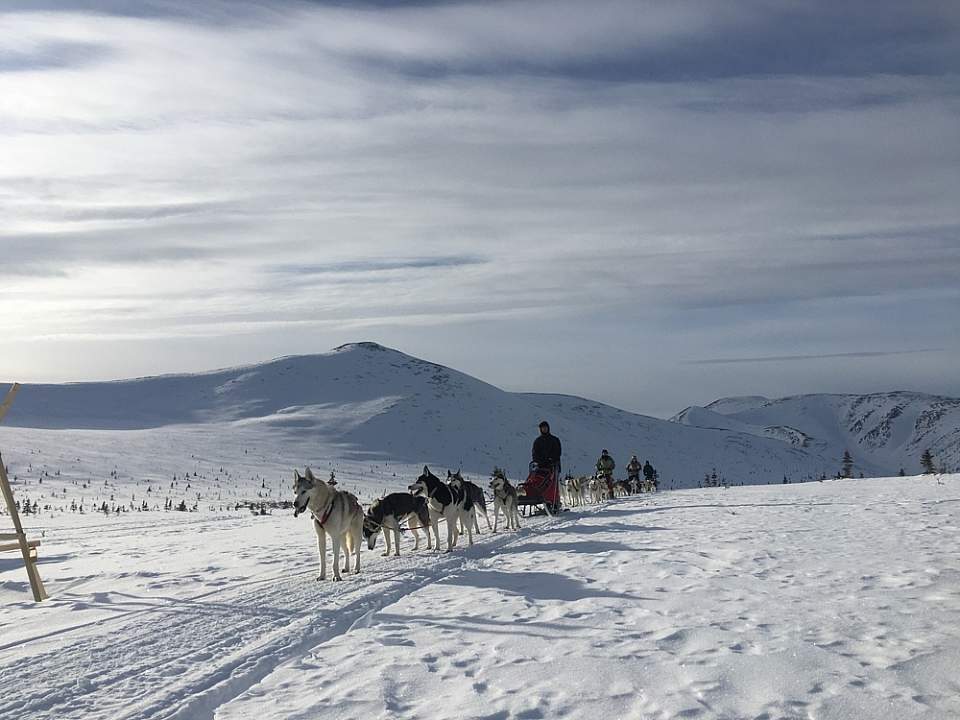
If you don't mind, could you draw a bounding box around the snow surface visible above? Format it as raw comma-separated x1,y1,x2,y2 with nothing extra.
3,473,959,720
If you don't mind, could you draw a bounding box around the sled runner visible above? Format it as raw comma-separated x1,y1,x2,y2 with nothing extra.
518,462,561,515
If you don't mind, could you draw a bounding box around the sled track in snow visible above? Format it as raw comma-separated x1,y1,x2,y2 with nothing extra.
0,507,597,720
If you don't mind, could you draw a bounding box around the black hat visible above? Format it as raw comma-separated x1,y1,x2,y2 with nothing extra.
538,420,550,430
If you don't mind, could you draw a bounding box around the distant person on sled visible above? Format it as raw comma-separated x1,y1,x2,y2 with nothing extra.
596,449,616,496
524,420,562,512
627,455,642,492
643,460,655,489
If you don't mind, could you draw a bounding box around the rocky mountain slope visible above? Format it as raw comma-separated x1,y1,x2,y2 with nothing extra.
673,391,960,476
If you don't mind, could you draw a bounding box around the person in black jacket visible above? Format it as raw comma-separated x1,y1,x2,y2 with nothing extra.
532,420,561,472
643,460,655,482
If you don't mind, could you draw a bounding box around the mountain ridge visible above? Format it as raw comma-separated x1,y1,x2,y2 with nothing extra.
3,343,957,481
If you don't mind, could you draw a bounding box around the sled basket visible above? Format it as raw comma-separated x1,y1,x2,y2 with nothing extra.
518,462,560,512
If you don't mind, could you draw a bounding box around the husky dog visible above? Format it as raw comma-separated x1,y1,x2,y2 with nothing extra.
468,477,491,531
445,471,477,546
589,475,608,504
490,473,520,532
561,476,583,508
448,471,489,533
409,466,469,552
581,477,591,505
363,493,432,556
293,467,363,582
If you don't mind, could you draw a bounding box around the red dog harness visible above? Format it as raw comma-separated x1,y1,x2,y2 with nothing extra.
313,502,334,527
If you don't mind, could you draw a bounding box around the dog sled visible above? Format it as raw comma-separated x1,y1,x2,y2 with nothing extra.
518,462,561,515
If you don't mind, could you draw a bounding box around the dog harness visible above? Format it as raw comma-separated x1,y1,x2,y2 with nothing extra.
313,501,334,528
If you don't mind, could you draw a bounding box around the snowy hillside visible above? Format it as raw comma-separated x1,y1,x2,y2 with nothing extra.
2,475,959,720
2,343,843,495
674,391,960,477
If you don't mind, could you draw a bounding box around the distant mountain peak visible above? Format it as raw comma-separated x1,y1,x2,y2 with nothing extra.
331,342,392,353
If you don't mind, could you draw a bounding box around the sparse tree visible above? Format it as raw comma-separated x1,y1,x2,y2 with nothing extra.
920,449,936,474
841,450,853,478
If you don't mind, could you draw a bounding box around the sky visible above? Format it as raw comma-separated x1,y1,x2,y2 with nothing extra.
1,0,959,417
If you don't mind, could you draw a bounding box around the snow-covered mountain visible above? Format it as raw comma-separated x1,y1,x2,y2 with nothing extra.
3,342,838,487
672,391,960,476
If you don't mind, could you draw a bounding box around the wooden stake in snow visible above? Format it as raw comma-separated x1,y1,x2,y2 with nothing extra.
0,383,49,602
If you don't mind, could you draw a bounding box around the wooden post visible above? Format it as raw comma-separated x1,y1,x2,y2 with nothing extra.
0,383,48,601
0,382,19,424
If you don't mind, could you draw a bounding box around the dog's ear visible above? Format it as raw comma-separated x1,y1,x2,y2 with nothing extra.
447,470,452,478
305,467,316,483
293,469,301,481
423,465,429,474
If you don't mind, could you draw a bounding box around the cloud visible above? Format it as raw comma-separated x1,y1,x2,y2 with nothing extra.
267,255,486,275
0,39,112,73
0,0,957,410
685,349,946,366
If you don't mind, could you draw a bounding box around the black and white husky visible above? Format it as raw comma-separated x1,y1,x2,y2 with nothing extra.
452,473,491,533
490,473,520,532
293,467,363,582
446,470,490,533
363,493,432,556
408,466,471,552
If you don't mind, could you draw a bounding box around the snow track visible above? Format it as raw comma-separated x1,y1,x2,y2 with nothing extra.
0,511,570,720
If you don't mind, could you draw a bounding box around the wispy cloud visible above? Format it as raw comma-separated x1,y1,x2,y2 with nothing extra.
268,255,486,275
0,39,112,73
0,0,957,410
685,349,946,366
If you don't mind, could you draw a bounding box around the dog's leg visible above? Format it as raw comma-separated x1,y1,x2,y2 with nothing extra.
341,534,351,575
331,535,342,581
445,509,456,552
465,509,475,546
451,508,461,547
432,515,442,552
382,527,391,556
316,524,327,581
493,500,500,533
353,520,361,574
393,526,401,557
423,517,433,550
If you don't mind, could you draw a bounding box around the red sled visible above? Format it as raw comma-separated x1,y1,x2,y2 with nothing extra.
518,462,561,515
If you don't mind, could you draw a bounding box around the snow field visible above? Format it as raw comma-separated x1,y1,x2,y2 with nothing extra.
0,495,562,720
217,475,960,720
2,474,958,719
